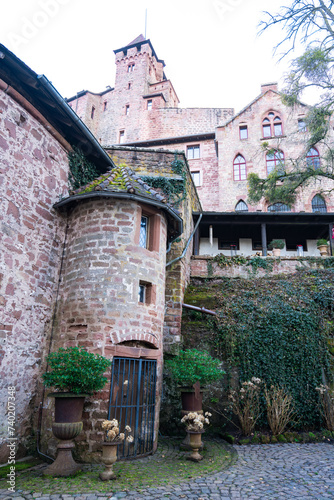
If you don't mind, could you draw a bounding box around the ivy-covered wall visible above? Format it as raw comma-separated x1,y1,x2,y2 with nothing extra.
163,268,334,433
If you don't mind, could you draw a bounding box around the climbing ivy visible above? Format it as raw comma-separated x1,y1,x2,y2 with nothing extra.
141,154,187,207
213,254,247,268
182,270,334,429
68,147,99,190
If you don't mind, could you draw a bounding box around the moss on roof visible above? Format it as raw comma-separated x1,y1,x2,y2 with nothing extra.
70,163,167,204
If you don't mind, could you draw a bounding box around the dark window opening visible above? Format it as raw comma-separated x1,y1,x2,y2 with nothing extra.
267,202,290,212
312,194,327,213
218,240,240,250
235,200,248,211
239,125,248,140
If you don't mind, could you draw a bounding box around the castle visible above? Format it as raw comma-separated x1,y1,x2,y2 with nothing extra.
1,35,333,462
68,34,334,258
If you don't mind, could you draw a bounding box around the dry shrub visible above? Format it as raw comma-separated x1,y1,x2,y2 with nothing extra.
229,377,262,436
264,385,295,436
316,384,334,431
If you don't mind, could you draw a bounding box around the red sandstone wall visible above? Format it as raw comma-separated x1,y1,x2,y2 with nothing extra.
40,197,167,460
0,89,69,449
216,91,334,212
107,147,202,351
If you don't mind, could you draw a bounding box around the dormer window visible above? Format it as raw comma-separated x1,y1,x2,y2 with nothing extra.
262,112,283,138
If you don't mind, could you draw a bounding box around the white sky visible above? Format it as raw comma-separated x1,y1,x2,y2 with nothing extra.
1,0,308,114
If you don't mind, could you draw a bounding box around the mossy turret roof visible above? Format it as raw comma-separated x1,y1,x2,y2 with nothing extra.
54,164,183,242
72,164,168,203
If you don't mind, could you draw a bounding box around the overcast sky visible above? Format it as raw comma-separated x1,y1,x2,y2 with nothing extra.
1,0,306,114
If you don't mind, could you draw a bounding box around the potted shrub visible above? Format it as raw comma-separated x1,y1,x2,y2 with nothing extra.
268,239,285,256
317,238,328,256
165,349,224,412
42,346,111,476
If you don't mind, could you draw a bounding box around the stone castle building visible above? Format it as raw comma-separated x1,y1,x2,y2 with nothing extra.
68,35,334,258
1,34,334,462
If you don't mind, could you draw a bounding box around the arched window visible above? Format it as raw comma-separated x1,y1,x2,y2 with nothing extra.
268,202,290,212
235,200,248,212
266,150,285,176
306,147,320,169
312,194,327,213
262,112,283,138
233,154,246,181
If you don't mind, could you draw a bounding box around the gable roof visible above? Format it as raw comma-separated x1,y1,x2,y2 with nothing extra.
222,89,308,128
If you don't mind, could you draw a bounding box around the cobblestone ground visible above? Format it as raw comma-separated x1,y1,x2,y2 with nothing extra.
1,443,334,499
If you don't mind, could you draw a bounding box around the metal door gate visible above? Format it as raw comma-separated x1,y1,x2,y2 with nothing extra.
108,357,157,458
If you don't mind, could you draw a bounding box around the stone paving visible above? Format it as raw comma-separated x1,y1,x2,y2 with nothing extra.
1,443,334,499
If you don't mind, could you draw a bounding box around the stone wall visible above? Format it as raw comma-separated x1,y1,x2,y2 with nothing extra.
107,146,202,351
67,38,233,146
191,255,333,279
215,90,334,212
0,88,69,454
40,196,167,460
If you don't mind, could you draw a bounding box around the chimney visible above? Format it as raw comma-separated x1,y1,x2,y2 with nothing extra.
261,82,278,94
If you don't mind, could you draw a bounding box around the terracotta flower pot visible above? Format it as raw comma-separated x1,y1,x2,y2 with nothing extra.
180,389,203,412
99,440,123,481
43,393,87,477
180,381,203,412
272,248,281,257
318,244,328,256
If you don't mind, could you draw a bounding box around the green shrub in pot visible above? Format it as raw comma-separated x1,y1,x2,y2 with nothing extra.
42,346,111,395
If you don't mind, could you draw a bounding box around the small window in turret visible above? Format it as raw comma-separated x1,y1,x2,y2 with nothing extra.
147,100,152,110
91,106,95,119
128,64,135,72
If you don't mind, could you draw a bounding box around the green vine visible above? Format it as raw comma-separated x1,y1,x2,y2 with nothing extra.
213,254,247,268
141,154,187,207
182,270,334,429
247,256,274,274
68,146,99,190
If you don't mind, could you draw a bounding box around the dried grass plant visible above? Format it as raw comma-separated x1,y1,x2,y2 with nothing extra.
264,385,295,435
316,384,334,431
228,378,262,436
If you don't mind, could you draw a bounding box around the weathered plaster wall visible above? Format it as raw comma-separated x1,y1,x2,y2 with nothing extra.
0,88,69,453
